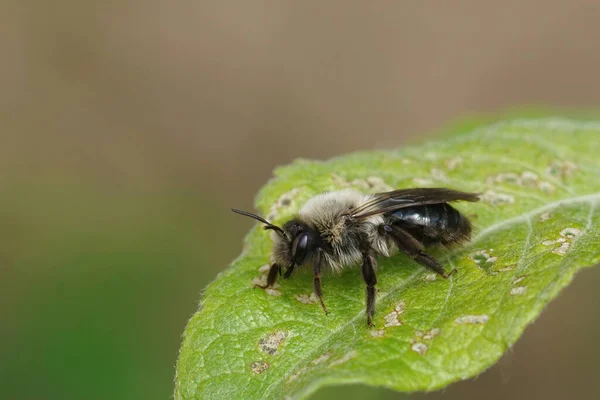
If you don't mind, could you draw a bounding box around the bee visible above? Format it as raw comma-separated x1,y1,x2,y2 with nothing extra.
232,187,480,326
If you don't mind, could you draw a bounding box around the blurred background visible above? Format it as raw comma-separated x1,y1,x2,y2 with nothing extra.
2,1,600,399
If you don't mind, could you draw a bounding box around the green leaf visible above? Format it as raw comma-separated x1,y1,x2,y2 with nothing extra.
174,117,600,400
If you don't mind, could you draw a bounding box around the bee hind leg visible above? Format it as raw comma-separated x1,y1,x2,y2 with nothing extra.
381,224,456,279
412,251,456,278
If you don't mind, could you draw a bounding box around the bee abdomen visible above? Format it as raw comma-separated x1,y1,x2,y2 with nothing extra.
386,203,471,246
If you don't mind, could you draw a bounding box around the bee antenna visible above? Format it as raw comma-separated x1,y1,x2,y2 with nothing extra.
231,208,287,238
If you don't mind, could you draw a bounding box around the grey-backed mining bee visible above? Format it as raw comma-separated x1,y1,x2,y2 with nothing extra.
233,187,480,326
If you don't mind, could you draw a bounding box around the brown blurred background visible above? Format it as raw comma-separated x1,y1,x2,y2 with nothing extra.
2,1,600,399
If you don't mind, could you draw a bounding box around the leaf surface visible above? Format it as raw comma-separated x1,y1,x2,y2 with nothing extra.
175,118,600,399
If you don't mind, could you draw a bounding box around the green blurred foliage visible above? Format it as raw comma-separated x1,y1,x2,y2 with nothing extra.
0,184,237,400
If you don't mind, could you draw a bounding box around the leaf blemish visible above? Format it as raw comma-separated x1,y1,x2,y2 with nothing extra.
431,168,449,182
258,331,288,356
258,264,271,273
480,190,515,205
470,249,498,271
423,328,441,340
512,276,525,285
267,188,302,220
287,366,308,383
384,302,406,328
545,160,577,180
455,315,490,325
510,286,527,295
415,328,440,340
539,211,552,222
295,293,319,305
250,361,270,374
561,227,583,238
363,176,394,192
328,350,356,368
311,352,331,365
331,174,393,192
278,197,292,207
370,329,385,338
411,342,428,355
538,181,555,194
412,177,434,186
444,156,463,170
423,273,437,282
251,276,267,287
542,227,583,255
486,171,555,193
520,171,537,184
487,172,520,185
497,264,516,273
265,288,282,296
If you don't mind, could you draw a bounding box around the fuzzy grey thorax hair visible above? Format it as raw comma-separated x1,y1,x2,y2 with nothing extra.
269,189,394,272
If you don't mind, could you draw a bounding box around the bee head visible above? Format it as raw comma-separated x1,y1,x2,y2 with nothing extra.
281,219,318,264
231,209,318,276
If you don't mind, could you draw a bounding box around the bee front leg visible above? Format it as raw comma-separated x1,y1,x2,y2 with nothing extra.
312,248,329,315
283,263,296,279
361,252,377,327
254,263,280,289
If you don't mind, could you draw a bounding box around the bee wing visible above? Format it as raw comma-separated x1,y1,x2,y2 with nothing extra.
349,188,480,219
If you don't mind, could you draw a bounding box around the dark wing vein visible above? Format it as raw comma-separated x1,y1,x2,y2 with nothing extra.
349,188,480,219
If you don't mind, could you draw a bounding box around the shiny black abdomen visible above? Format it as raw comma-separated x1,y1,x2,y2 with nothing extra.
385,203,471,246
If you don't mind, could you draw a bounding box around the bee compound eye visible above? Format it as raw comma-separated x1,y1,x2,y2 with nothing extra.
291,232,309,265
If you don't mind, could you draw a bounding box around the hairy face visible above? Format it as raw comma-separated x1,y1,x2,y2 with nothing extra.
270,229,292,267
270,219,321,269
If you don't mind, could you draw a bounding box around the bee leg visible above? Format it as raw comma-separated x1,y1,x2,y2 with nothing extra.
361,252,377,327
312,248,329,315
283,263,296,279
382,224,455,279
254,263,280,289
413,252,456,279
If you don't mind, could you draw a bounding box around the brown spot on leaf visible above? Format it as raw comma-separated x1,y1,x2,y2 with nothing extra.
250,361,270,374
258,331,288,355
